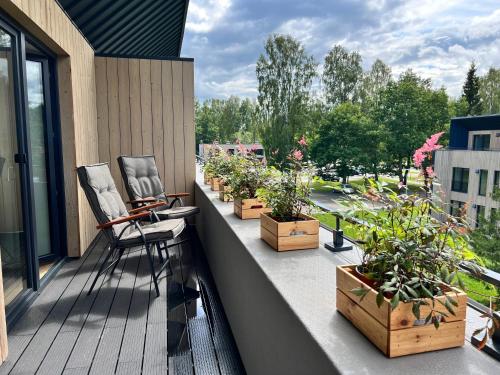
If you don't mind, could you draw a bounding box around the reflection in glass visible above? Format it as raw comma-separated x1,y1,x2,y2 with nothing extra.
26,60,52,258
0,27,28,306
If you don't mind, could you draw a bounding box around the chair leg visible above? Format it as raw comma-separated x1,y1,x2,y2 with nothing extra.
111,248,125,275
156,242,164,264
145,243,160,297
87,245,114,296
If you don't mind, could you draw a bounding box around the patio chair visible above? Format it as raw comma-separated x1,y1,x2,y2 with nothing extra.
117,155,200,220
77,163,187,297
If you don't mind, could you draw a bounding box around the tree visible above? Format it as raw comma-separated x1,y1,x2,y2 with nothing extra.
479,67,500,115
322,45,363,107
377,70,450,184
471,189,500,272
462,62,483,115
195,99,220,145
220,96,241,142
360,59,392,110
310,103,370,183
256,34,317,166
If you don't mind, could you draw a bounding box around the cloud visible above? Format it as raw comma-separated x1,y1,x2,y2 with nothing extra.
185,0,232,33
182,0,500,100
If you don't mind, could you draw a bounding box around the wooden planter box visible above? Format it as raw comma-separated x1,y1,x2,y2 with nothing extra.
234,198,271,219
204,173,212,185
219,183,233,202
336,265,467,357
211,177,221,191
260,213,319,251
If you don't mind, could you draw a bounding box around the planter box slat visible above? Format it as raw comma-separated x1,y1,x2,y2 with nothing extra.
336,265,466,357
337,289,389,354
234,198,271,220
336,265,389,327
204,173,212,185
211,177,221,191
219,184,233,202
260,213,319,251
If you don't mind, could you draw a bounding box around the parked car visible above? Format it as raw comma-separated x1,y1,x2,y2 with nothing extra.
341,184,356,194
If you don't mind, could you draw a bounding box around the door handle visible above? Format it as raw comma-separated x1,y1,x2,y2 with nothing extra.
14,153,27,164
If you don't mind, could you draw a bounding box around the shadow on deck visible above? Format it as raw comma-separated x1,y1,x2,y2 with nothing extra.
0,228,246,375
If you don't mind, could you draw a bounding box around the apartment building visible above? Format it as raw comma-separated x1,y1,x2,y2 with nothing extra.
434,114,500,227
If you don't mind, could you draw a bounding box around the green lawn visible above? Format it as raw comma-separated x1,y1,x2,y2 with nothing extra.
312,175,423,195
459,273,499,307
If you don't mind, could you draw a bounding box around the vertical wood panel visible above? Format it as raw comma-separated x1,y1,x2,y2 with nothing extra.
172,61,186,193
106,58,121,194
95,58,110,164
140,60,153,155
94,57,195,203
151,60,164,185
129,59,142,155
183,62,195,205
118,58,131,193
162,60,176,194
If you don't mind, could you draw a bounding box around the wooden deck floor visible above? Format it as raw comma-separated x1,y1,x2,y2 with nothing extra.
0,230,245,375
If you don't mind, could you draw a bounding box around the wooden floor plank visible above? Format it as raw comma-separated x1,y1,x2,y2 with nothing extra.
89,250,142,375
7,242,105,374
0,230,245,375
63,252,129,371
116,249,152,370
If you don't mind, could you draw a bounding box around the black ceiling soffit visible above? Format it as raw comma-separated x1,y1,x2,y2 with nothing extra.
57,0,189,59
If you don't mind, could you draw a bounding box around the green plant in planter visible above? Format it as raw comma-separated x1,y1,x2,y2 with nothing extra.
202,145,236,182
257,137,316,221
343,133,480,328
225,151,270,200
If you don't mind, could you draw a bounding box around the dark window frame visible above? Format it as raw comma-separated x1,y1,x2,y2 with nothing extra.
472,134,491,150
451,167,469,193
478,169,488,196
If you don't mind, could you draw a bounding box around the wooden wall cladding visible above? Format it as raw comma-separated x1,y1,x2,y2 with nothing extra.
94,57,195,205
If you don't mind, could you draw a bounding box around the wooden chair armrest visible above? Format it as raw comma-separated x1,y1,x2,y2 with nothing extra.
127,197,158,205
165,192,190,198
128,201,166,214
97,211,150,230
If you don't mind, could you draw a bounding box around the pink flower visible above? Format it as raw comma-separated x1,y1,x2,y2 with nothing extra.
413,132,444,167
425,166,435,178
250,144,258,152
298,135,307,146
413,148,426,167
398,181,406,190
292,150,303,161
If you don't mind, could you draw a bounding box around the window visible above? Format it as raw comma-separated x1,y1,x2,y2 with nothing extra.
478,170,488,196
450,200,465,217
494,170,500,189
476,205,485,228
451,167,469,193
472,134,490,150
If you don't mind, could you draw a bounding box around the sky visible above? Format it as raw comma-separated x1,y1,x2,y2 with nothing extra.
181,0,500,101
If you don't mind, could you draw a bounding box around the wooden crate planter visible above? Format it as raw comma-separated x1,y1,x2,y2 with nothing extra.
234,198,271,219
204,173,212,185
219,183,233,202
336,265,467,357
260,213,319,251
211,177,222,191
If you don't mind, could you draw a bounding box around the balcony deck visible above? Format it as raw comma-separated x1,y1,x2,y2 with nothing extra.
0,230,245,375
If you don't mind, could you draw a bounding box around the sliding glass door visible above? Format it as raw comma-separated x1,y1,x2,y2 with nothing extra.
0,14,65,321
0,25,29,307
